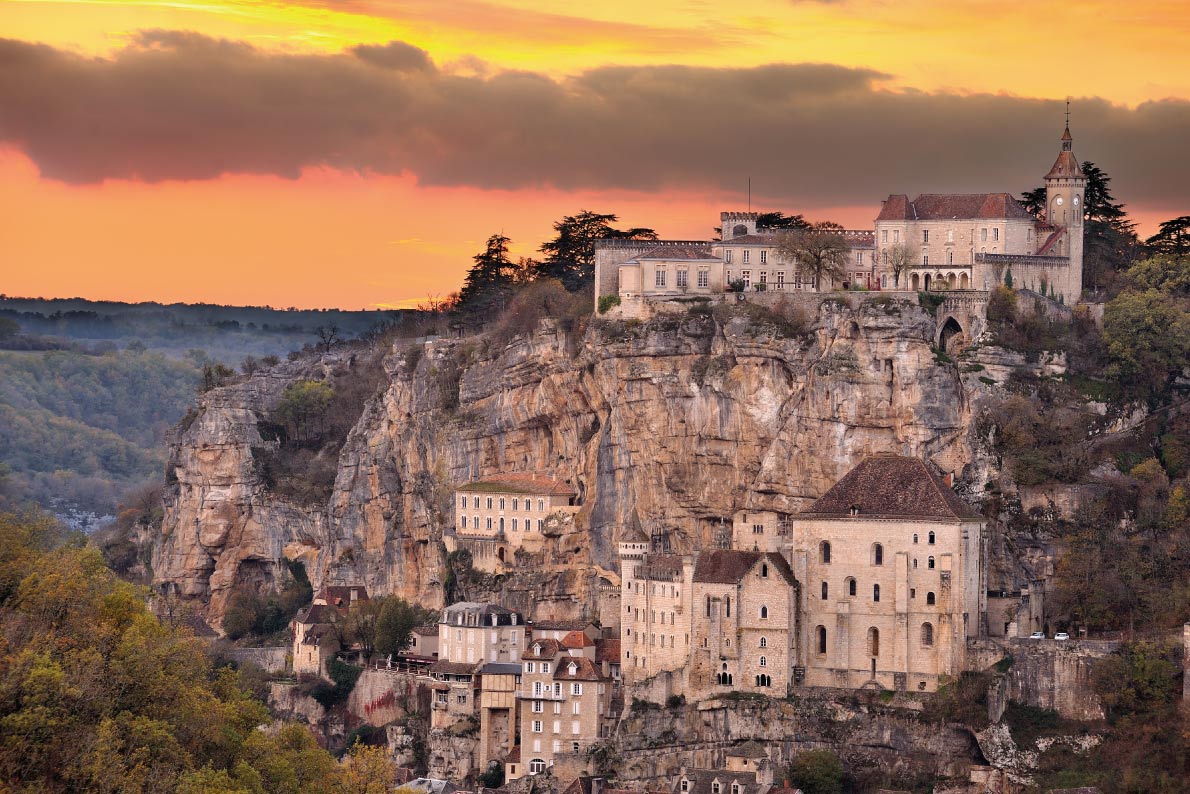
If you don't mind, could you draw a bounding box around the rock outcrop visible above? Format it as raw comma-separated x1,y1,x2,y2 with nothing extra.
153,297,983,627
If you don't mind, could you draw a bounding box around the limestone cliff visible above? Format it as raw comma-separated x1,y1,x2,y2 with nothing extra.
153,296,983,627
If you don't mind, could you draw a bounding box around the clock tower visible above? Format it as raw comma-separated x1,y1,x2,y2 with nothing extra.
1043,113,1086,301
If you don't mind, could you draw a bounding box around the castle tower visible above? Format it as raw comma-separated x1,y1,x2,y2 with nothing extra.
1043,115,1086,302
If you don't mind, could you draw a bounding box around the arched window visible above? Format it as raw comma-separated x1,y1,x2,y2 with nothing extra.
820,541,831,564
873,584,880,602
760,605,769,619
928,531,936,545
928,556,935,569
761,563,769,578
873,543,884,566
821,581,828,600
530,759,546,774
726,596,731,617
759,656,767,667
921,622,934,647
759,637,767,648
926,592,936,605
847,577,856,597
913,558,918,569
867,627,880,657
816,625,827,655
913,533,919,544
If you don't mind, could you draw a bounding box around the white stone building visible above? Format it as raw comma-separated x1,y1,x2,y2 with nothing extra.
452,473,579,573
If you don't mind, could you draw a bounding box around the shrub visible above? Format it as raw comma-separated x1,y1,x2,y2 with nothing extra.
786,750,844,794
597,294,621,314
917,291,945,316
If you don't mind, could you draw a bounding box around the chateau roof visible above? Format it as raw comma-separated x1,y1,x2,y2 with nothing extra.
596,638,621,664
692,550,795,585
458,473,575,496
876,193,1034,222
631,245,717,261
523,638,563,660
800,454,981,521
295,603,336,625
553,656,604,682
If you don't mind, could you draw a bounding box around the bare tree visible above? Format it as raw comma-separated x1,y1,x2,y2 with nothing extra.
882,243,914,289
774,222,850,290
315,324,340,352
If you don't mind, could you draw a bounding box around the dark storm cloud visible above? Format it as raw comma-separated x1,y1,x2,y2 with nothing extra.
0,33,1186,210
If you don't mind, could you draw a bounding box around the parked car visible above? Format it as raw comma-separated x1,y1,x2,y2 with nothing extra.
1029,631,1045,639
1054,632,1070,641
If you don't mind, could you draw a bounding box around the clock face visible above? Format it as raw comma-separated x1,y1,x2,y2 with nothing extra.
1073,195,1080,206
1055,196,1064,206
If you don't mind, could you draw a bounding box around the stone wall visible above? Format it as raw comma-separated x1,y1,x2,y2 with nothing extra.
227,646,288,674
990,639,1119,721
346,668,428,727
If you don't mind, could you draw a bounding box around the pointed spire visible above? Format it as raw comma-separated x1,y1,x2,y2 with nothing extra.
1061,99,1073,150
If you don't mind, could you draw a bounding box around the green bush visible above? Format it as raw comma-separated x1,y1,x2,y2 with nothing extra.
597,294,622,314
786,750,844,794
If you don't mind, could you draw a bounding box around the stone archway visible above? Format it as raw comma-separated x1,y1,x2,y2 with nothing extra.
911,273,920,290
923,273,931,291
939,316,965,353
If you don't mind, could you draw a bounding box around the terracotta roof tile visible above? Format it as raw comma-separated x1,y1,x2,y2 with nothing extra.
595,638,621,664
876,193,1033,222
1045,151,1084,180
561,630,596,649
631,245,718,261
692,550,795,585
460,473,576,496
523,638,563,660
800,454,981,521
553,656,604,682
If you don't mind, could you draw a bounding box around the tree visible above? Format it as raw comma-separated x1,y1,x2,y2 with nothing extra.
0,316,19,340
1019,185,1048,220
1102,289,1190,399
374,597,436,658
881,242,913,288
756,211,810,231
1146,216,1190,258
1126,255,1190,296
774,222,849,289
272,380,335,445
315,325,340,353
535,211,656,291
337,742,397,794
457,234,519,318
786,750,844,794
201,362,236,392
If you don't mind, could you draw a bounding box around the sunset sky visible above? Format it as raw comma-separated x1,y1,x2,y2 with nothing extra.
2,0,1188,309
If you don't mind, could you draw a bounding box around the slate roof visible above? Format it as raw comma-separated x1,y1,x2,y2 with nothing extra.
672,770,764,794
523,638,563,660
692,550,795,585
530,618,593,632
595,638,621,664
295,603,336,625
875,193,1034,222
316,585,369,612
631,245,718,261
479,662,522,676
800,454,981,521
459,473,576,496
412,624,439,636
640,553,685,581
429,660,477,676
554,656,604,682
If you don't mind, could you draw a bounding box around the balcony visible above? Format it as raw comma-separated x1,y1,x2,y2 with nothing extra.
517,689,566,701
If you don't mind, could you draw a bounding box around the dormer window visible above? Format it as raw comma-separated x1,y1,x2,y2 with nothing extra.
568,663,578,676
533,643,542,657
681,779,690,792
849,504,860,516
712,782,721,794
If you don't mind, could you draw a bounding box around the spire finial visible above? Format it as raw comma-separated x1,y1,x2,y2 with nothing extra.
1061,99,1073,150
1065,97,1070,129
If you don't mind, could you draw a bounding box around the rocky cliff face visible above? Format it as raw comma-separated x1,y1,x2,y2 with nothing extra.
153,297,985,627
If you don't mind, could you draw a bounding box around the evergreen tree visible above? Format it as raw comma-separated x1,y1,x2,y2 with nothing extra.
457,234,518,318
1146,216,1190,258
534,211,656,291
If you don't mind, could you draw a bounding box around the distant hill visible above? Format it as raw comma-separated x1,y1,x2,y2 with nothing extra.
0,297,414,527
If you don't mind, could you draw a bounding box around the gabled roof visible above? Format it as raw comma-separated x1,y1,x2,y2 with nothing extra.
479,662,522,676
530,618,594,632
595,638,621,664
458,473,575,496
672,771,763,794
800,454,981,521
630,245,718,262
295,603,336,625
315,585,369,613
523,638,563,660
553,656,604,682
693,550,795,585
876,193,1034,222
412,624,439,636
561,630,596,649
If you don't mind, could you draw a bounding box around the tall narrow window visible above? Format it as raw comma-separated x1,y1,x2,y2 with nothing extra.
816,626,827,654
928,557,935,569
867,627,880,657
847,578,856,597
928,531,936,545
873,543,884,566
725,596,731,618
873,584,880,602
676,269,688,288
921,622,935,646
821,582,828,600
698,270,709,288
760,605,769,619
820,541,831,564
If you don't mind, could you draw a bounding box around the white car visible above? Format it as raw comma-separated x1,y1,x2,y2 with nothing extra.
1028,631,1045,639
1054,632,1070,641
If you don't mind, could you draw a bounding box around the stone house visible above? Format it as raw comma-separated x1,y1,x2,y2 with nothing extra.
509,638,615,780
789,454,985,691
476,662,521,771
673,742,783,794
437,602,526,665
408,624,440,660
290,584,369,678
452,474,579,573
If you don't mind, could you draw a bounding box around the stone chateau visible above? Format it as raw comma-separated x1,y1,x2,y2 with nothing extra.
595,124,1086,313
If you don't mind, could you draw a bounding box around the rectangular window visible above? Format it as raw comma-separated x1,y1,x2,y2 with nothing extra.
573,741,581,752
655,269,667,288
760,250,767,264
457,694,467,704
741,270,751,288
724,249,733,264
553,702,561,714
676,269,688,288
537,519,544,531
572,683,583,695
512,518,518,531
893,230,900,243
553,740,561,753
552,720,560,733
472,516,479,529
981,228,988,241
856,251,864,267
533,701,544,713
512,498,518,510
572,701,581,714
947,229,954,242
922,253,928,266
499,497,505,510
473,496,479,508
538,499,544,511
486,517,492,530
532,720,543,733
698,270,709,288
542,663,550,673
526,662,535,673
460,496,466,508
881,229,888,243
742,250,750,264
460,515,467,528
486,497,493,509
993,227,1000,241
759,271,767,285
923,230,929,243
776,271,785,289
571,721,580,735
